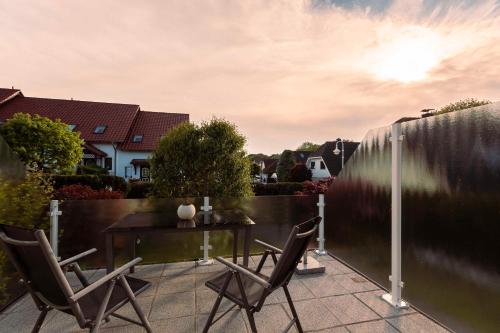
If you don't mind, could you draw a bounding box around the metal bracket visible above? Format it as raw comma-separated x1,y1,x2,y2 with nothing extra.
388,275,405,288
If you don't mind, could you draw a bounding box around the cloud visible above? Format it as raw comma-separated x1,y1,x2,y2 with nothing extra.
1,0,499,153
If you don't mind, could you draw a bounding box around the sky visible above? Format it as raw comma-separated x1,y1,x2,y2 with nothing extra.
1,0,500,154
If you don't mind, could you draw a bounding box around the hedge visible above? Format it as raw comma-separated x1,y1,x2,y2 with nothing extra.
127,181,153,199
252,182,304,196
50,175,128,193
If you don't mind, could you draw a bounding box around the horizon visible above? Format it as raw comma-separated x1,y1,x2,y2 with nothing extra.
1,0,500,154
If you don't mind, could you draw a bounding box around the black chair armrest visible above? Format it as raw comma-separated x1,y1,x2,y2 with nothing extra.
70,257,142,302
59,248,98,267
254,239,283,254
216,257,271,289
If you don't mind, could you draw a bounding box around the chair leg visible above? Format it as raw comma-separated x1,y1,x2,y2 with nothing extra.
118,275,153,333
244,309,258,333
283,285,303,333
90,279,116,333
234,272,258,333
31,307,50,333
203,272,232,333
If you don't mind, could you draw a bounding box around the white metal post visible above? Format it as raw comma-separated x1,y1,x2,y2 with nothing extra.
198,196,213,265
382,123,408,308
49,200,62,258
315,194,326,255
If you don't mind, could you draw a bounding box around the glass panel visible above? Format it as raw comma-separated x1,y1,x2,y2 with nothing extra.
325,103,500,332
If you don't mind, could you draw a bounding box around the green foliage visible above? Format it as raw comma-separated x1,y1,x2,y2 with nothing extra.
277,150,295,182
290,164,312,182
0,171,53,300
0,113,83,174
77,164,108,175
434,98,492,116
51,175,127,192
252,182,304,196
296,141,320,152
251,163,261,176
127,181,154,198
151,119,252,198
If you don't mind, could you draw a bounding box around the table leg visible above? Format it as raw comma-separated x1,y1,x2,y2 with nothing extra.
243,226,251,267
129,234,136,274
233,229,239,264
106,233,114,274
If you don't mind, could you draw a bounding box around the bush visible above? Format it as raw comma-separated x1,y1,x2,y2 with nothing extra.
77,165,108,175
51,175,127,193
127,181,153,198
289,164,312,182
54,184,124,200
296,178,334,195
253,182,304,196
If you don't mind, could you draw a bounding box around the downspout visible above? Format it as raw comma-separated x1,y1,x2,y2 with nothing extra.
112,142,117,176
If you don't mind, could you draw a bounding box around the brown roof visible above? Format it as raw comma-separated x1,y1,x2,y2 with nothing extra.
83,143,107,157
310,141,360,176
0,88,22,105
262,159,278,174
0,95,140,143
120,111,189,151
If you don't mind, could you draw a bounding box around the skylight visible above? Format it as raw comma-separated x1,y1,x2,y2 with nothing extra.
68,124,77,131
132,134,143,143
94,125,107,134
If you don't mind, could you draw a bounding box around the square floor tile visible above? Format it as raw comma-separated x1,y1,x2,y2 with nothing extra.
321,294,379,324
354,290,414,318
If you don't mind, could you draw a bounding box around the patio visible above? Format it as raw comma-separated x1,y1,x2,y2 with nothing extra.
0,252,449,333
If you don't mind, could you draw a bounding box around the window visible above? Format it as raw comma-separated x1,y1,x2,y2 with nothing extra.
320,161,326,169
94,125,107,134
68,124,77,131
310,161,315,169
132,135,143,143
104,157,112,170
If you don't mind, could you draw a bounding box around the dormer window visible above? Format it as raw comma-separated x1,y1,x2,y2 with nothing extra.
94,125,107,134
132,135,143,143
68,124,77,131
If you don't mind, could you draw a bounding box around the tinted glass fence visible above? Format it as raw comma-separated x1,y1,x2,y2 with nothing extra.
325,103,500,333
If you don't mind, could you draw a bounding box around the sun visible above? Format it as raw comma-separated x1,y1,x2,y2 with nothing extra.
370,26,442,83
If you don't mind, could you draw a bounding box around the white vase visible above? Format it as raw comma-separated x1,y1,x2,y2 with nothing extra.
177,203,196,220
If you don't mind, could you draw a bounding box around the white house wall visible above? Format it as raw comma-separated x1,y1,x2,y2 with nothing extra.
307,157,331,180
92,143,150,179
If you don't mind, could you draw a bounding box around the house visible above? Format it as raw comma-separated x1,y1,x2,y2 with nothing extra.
261,159,278,183
307,141,359,180
0,88,188,181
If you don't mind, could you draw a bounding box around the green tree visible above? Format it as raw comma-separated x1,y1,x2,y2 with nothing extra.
0,113,83,174
434,98,491,116
251,163,261,176
297,141,320,151
276,150,295,182
151,119,252,198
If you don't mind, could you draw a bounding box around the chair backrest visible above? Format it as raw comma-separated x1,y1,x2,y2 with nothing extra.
267,216,321,288
0,224,74,309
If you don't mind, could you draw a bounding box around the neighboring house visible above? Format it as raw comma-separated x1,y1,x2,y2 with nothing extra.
0,88,188,181
307,141,359,180
292,150,311,165
261,159,278,183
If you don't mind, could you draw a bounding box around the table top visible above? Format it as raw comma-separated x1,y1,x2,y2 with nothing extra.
104,209,255,233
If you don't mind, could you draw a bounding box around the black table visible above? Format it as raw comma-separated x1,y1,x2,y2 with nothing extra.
104,210,255,273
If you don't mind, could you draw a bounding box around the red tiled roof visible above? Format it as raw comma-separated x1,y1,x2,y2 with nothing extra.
0,88,22,104
0,96,139,143
120,111,189,151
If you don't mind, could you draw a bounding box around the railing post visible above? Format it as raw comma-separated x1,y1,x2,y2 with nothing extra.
315,194,326,255
198,196,213,266
48,200,62,258
382,123,408,308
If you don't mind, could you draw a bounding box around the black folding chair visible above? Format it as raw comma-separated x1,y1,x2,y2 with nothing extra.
0,224,153,333
203,216,321,333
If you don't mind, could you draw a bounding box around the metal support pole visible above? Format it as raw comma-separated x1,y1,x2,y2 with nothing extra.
314,194,326,255
382,123,408,308
198,196,213,266
48,200,62,258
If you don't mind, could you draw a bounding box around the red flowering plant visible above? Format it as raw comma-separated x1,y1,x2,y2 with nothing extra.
295,177,334,195
54,184,124,200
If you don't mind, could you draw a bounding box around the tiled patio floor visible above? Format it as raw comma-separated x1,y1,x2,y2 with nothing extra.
0,253,450,333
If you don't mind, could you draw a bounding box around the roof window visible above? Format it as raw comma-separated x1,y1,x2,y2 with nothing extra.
132,135,143,143
94,125,107,134
68,124,77,131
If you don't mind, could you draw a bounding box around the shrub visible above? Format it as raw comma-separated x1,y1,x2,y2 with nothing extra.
296,177,334,195
253,182,304,196
51,175,127,193
289,164,312,182
127,181,153,199
77,164,108,175
54,184,123,200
